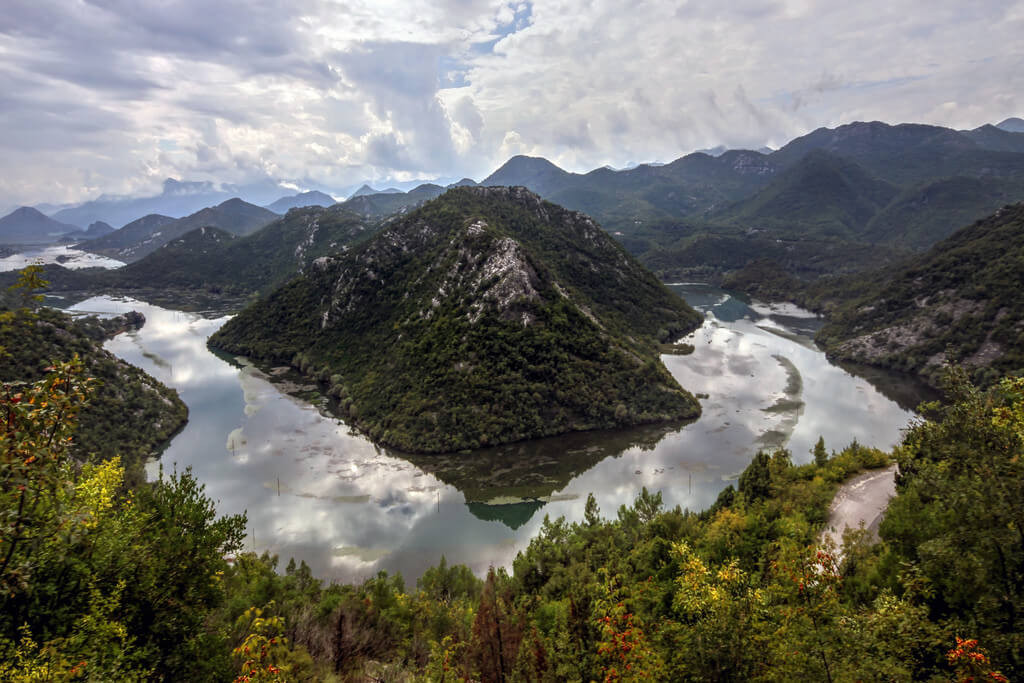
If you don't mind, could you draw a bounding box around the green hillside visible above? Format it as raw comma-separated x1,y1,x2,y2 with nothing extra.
814,204,1024,386
210,187,702,453
0,273,187,479
714,150,899,238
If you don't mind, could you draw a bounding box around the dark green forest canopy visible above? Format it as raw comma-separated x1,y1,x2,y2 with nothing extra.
211,187,703,453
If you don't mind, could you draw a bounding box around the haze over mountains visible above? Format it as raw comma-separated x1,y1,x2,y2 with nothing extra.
81,199,278,262
0,207,80,244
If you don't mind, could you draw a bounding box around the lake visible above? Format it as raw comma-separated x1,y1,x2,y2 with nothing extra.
0,245,124,271
69,284,927,584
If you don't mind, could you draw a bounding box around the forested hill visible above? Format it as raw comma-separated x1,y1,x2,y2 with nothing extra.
727,204,1024,388
813,203,1024,386
0,204,378,309
110,204,374,295
210,186,703,453
0,273,187,480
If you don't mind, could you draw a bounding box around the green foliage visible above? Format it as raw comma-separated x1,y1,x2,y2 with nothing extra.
210,188,702,453
0,362,246,681
813,435,829,466
878,368,1024,675
0,301,187,477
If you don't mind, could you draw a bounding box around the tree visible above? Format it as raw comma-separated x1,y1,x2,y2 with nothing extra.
880,368,1024,677
738,451,772,502
813,436,829,466
471,568,523,682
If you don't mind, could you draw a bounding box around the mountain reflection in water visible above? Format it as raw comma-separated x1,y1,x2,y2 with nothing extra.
69,285,922,583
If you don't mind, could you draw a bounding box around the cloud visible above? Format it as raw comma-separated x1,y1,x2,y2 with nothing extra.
0,0,1022,207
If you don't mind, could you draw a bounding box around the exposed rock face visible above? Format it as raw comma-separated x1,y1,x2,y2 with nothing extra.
816,203,1024,387
210,187,703,453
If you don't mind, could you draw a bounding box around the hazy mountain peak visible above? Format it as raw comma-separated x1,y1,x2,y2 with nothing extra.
265,191,336,214
996,117,1024,133
0,206,80,244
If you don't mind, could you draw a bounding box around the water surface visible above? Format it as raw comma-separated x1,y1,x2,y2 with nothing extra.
70,285,922,583
1,245,124,271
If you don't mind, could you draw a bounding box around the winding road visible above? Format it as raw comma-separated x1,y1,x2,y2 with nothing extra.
822,464,898,551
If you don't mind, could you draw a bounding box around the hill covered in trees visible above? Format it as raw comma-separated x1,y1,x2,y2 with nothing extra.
814,203,1024,387
725,204,1024,389
81,198,278,262
0,204,379,310
210,187,703,453
0,267,187,480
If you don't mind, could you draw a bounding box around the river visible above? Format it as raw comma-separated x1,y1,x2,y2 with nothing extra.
68,284,926,584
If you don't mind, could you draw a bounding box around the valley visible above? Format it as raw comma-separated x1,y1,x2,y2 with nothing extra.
71,285,919,584
3,116,1023,680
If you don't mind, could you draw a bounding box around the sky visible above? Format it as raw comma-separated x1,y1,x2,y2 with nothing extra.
1,0,1022,208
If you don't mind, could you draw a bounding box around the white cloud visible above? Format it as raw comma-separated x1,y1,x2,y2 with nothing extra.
0,0,1021,207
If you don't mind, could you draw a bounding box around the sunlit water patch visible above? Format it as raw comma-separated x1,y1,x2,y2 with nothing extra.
1,245,124,271
68,287,923,583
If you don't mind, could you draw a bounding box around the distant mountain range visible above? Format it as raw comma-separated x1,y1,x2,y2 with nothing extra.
44,178,286,229
6,116,1023,283
81,199,277,262
997,117,1024,133
471,119,1024,281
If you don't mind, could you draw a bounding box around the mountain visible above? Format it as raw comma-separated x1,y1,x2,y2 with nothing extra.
713,150,899,239
449,178,478,187
81,213,176,256
265,190,336,214
81,199,276,262
209,187,702,453
962,124,1024,154
350,184,403,198
997,117,1024,133
482,156,575,195
82,221,115,239
109,204,373,295
768,121,1024,186
861,176,1024,248
338,183,446,217
0,206,81,244
814,204,1024,387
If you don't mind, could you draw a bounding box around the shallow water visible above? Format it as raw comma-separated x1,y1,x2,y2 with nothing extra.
70,286,924,584
0,245,124,271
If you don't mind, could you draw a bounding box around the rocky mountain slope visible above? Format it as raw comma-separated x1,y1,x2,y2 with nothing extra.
210,187,702,453
813,204,1024,386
